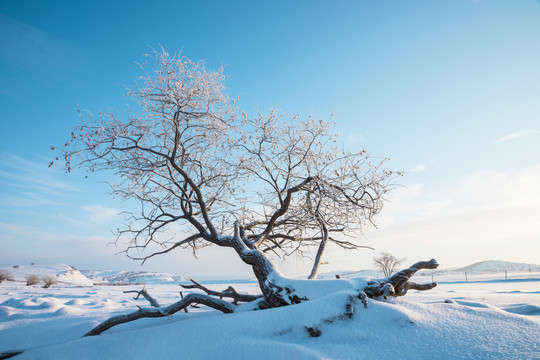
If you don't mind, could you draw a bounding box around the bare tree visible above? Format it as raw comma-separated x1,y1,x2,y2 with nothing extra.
56,49,438,336
26,274,40,286
42,274,58,288
0,269,14,283
373,252,406,277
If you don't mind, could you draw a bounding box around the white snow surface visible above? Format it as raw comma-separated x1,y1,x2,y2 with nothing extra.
0,265,539,359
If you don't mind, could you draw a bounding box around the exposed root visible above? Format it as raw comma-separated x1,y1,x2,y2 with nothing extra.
85,293,235,336
364,259,439,300
305,326,322,337
305,295,357,337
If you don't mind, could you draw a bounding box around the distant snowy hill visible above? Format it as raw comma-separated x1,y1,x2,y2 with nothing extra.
6,263,94,286
454,260,540,273
80,269,190,284
3,260,538,286
319,260,540,280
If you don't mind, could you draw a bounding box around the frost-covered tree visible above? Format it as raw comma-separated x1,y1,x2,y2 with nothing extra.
26,274,40,286
373,252,406,277
56,49,439,336
42,274,58,288
0,269,14,283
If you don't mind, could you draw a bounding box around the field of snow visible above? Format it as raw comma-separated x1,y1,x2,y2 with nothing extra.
1,263,539,359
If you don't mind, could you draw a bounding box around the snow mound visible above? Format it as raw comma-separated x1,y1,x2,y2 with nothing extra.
55,306,85,316
56,270,94,286
503,304,540,316
38,299,64,310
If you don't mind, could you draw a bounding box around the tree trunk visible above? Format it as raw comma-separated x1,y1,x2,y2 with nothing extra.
308,221,329,280
230,225,294,308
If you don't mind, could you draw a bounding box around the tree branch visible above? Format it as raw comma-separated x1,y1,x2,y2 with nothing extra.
123,287,161,308
85,293,235,336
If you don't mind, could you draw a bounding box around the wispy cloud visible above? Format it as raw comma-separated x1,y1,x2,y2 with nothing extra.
353,163,540,269
0,13,80,72
0,152,80,207
386,162,540,222
408,160,435,173
82,205,120,223
494,129,540,144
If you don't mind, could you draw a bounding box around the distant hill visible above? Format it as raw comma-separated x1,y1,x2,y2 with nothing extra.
5,263,94,285
3,260,538,285
319,260,540,279
454,260,540,273
81,269,190,284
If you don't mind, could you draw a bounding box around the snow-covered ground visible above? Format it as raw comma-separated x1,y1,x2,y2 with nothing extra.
0,263,539,359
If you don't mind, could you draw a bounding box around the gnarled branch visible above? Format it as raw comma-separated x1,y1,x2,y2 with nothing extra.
123,287,161,308
85,293,235,336
363,259,439,300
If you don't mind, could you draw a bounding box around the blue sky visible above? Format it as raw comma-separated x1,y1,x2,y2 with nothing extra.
1,1,539,278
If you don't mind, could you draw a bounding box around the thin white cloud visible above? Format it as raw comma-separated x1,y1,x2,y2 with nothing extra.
0,13,80,72
0,152,80,207
0,152,81,208
356,163,540,268
387,163,540,221
82,205,120,223
494,129,540,144
408,160,435,173
0,153,79,193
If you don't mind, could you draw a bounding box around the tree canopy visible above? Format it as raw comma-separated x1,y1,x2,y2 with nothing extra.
57,49,399,278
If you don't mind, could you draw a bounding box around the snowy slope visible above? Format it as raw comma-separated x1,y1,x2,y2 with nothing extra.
5,264,93,286
80,269,190,284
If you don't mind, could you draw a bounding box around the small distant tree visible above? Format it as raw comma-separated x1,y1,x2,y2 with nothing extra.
26,274,40,286
373,252,406,277
42,274,58,288
0,269,14,283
